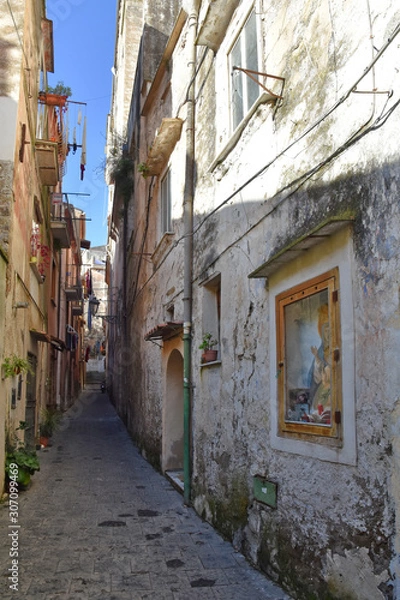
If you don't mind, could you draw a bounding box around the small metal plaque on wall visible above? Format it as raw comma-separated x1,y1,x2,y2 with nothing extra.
253,476,277,508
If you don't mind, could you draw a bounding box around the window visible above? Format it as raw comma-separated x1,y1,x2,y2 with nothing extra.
200,273,221,361
161,170,172,234
230,9,259,130
267,226,356,464
276,269,342,441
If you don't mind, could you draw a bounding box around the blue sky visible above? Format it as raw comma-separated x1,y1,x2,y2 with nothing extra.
46,0,117,247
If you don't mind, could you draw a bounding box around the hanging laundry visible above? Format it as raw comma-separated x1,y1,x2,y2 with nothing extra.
80,115,87,180
88,297,92,330
77,108,82,126
64,108,70,157
72,126,77,154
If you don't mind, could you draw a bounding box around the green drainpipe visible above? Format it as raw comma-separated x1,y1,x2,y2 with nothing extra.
183,5,198,506
183,324,191,505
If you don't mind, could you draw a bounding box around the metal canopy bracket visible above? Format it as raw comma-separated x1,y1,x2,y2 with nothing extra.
96,314,119,325
30,329,65,351
232,66,285,100
352,86,392,95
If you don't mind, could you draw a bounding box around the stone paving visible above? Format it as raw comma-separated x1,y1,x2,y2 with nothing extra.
0,389,292,600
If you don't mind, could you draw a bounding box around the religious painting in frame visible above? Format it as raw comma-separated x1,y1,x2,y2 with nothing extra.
276,268,342,440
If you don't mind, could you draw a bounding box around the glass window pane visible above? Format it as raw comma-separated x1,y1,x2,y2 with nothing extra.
229,10,259,129
284,289,332,427
245,11,259,109
231,39,244,129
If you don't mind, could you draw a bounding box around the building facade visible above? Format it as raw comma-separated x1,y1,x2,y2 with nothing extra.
1,1,85,491
106,1,400,598
82,245,107,376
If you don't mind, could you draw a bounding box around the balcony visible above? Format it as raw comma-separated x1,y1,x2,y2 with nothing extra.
71,304,83,317
197,0,240,51
65,286,83,302
50,220,70,248
35,140,59,186
146,118,183,176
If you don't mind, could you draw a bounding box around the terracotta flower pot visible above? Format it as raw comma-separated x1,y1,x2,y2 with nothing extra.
39,92,68,107
202,349,218,363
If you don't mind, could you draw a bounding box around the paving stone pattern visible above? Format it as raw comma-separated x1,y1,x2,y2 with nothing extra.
0,390,292,599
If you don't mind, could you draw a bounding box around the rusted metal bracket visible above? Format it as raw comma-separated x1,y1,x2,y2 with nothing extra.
352,86,392,95
232,66,285,99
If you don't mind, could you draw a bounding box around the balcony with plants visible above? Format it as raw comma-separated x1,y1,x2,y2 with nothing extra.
30,223,51,284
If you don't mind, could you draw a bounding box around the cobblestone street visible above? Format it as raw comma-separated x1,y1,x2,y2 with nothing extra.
0,390,292,600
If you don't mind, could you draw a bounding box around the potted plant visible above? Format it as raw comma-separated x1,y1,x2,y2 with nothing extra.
199,333,218,363
2,354,33,378
39,406,62,447
5,446,40,488
38,81,72,108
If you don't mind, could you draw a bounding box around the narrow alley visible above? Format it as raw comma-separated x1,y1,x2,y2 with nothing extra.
0,389,292,600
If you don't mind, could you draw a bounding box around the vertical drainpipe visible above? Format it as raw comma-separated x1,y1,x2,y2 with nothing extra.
183,3,198,506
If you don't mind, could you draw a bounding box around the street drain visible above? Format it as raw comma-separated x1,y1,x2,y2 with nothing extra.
97,520,126,527
166,559,185,568
118,513,134,517
190,578,216,588
146,533,162,540
137,509,160,517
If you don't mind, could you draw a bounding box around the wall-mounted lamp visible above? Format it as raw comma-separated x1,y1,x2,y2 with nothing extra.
13,302,29,309
88,295,100,316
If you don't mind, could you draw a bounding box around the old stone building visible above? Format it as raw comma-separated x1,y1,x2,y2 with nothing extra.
82,245,107,376
106,1,400,598
0,1,85,491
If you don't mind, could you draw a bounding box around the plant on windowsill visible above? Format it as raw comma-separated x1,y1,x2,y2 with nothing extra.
2,354,33,379
199,333,218,363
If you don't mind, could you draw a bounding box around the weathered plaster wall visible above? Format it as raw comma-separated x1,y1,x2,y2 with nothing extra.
188,1,400,598
108,0,400,598
0,0,53,471
106,0,182,440
0,1,24,257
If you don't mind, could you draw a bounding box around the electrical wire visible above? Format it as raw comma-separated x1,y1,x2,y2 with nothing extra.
192,19,400,238
121,18,400,307
192,93,400,279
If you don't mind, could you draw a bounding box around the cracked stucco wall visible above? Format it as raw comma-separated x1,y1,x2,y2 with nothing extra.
109,1,400,598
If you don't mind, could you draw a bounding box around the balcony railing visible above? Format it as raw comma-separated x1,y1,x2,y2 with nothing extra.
50,201,71,248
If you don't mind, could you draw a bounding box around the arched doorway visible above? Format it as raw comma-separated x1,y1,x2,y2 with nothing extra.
162,349,184,473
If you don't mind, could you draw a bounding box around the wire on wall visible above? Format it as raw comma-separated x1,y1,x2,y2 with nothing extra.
127,18,400,307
